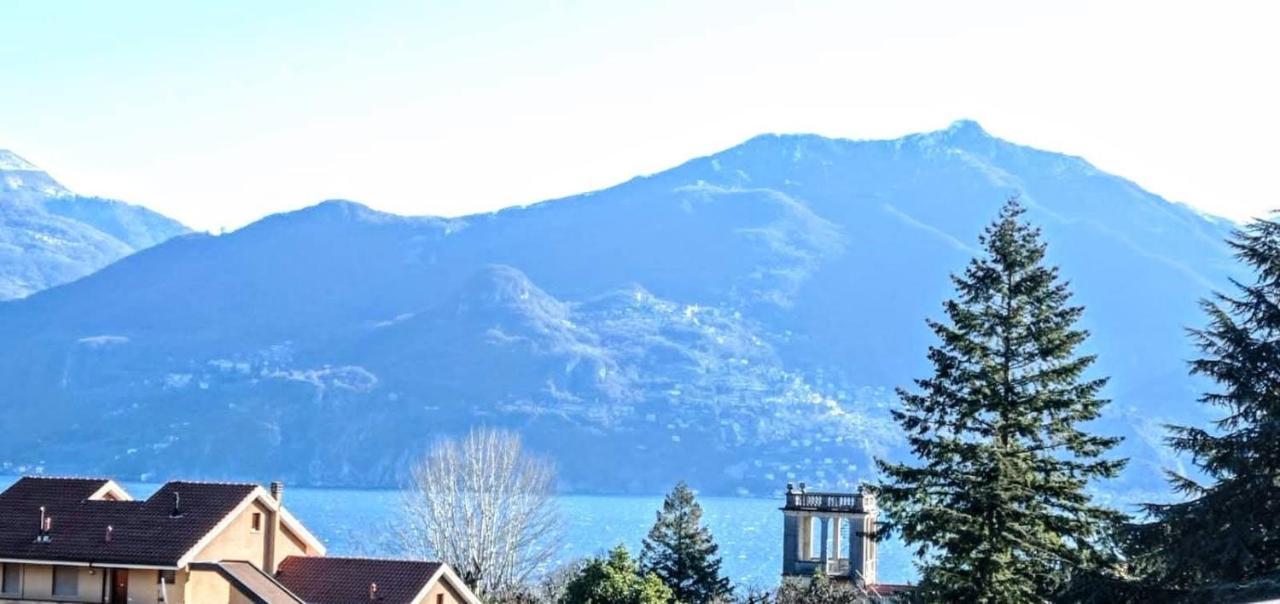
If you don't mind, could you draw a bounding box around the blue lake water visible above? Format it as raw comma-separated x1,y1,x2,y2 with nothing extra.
2,477,915,588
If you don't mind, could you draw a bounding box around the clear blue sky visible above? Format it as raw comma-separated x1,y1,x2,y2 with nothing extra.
2,0,1276,231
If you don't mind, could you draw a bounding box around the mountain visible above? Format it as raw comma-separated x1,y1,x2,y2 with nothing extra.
0,149,189,299
0,122,1238,496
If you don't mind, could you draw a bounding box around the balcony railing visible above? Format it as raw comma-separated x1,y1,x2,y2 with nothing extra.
783,491,871,512
791,557,853,577
826,558,851,576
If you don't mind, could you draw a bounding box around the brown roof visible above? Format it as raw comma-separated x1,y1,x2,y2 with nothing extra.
0,476,257,567
276,556,442,604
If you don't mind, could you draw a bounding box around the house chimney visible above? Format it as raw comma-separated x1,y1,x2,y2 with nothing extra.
34,507,53,544
105,525,114,543
369,582,379,600
170,491,184,518
264,482,285,574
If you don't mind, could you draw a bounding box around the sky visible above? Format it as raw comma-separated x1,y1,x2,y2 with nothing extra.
1,0,1277,232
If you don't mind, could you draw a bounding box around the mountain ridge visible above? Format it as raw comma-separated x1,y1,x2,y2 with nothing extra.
0,122,1240,496
0,149,190,299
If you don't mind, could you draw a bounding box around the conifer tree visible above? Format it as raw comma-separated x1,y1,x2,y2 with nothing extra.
1126,216,1280,600
640,481,732,603
875,199,1126,603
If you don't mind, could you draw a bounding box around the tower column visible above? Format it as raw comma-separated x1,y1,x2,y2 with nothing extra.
849,513,867,582
818,516,830,568
848,516,859,580
831,516,842,563
782,512,800,575
800,515,812,559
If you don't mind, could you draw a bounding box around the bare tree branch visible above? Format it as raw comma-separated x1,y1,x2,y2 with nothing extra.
398,428,563,598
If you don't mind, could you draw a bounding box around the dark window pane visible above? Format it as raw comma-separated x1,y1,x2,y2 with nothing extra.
1,563,19,593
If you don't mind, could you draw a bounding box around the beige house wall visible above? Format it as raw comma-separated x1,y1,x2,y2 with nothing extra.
17,565,50,602
126,568,164,604
184,569,232,604
228,587,255,604
190,497,320,571
0,564,106,603
424,576,473,604
186,568,291,604
194,499,272,569
271,523,312,569
0,563,203,604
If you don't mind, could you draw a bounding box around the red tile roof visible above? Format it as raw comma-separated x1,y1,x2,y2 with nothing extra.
276,556,442,604
0,476,257,567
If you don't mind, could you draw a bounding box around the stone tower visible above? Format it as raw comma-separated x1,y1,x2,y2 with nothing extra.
780,483,878,585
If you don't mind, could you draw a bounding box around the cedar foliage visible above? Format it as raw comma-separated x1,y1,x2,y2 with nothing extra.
640,481,733,603
1125,216,1280,601
875,199,1126,602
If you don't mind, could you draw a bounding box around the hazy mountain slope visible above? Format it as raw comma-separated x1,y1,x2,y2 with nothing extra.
40,195,189,250
0,149,189,299
0,201,132,300
0,123,1238,495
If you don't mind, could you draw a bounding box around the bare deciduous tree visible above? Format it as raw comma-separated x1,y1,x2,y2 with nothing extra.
399,428,562,598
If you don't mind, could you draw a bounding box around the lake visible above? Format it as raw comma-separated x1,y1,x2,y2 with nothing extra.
1,477,915,588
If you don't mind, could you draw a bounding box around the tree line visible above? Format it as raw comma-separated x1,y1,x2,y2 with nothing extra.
875,199,1280,602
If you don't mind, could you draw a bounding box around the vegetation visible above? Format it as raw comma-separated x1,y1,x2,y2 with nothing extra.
399,428,562,599
484,559,588,604
1122,216,1280,601
874,199,1126,602
640,482,733,603
561,545,675,604
773,571,886,603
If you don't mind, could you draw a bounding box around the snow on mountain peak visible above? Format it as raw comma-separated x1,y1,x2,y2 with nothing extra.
0,150,41,172
0,149,72,197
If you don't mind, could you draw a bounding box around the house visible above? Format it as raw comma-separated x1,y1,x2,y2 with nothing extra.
0,476,480,604
780,483,913,600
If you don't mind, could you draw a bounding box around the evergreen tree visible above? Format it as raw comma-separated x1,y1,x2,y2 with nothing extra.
1126,216,1280,600
561,545,673,604
874,199,1126,603
640,481,733,603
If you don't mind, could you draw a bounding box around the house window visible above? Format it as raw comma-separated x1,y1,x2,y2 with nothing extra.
251,512,263,532
52,565,78,596
157,569,176,584
436,594,444,604
1,563,19,594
